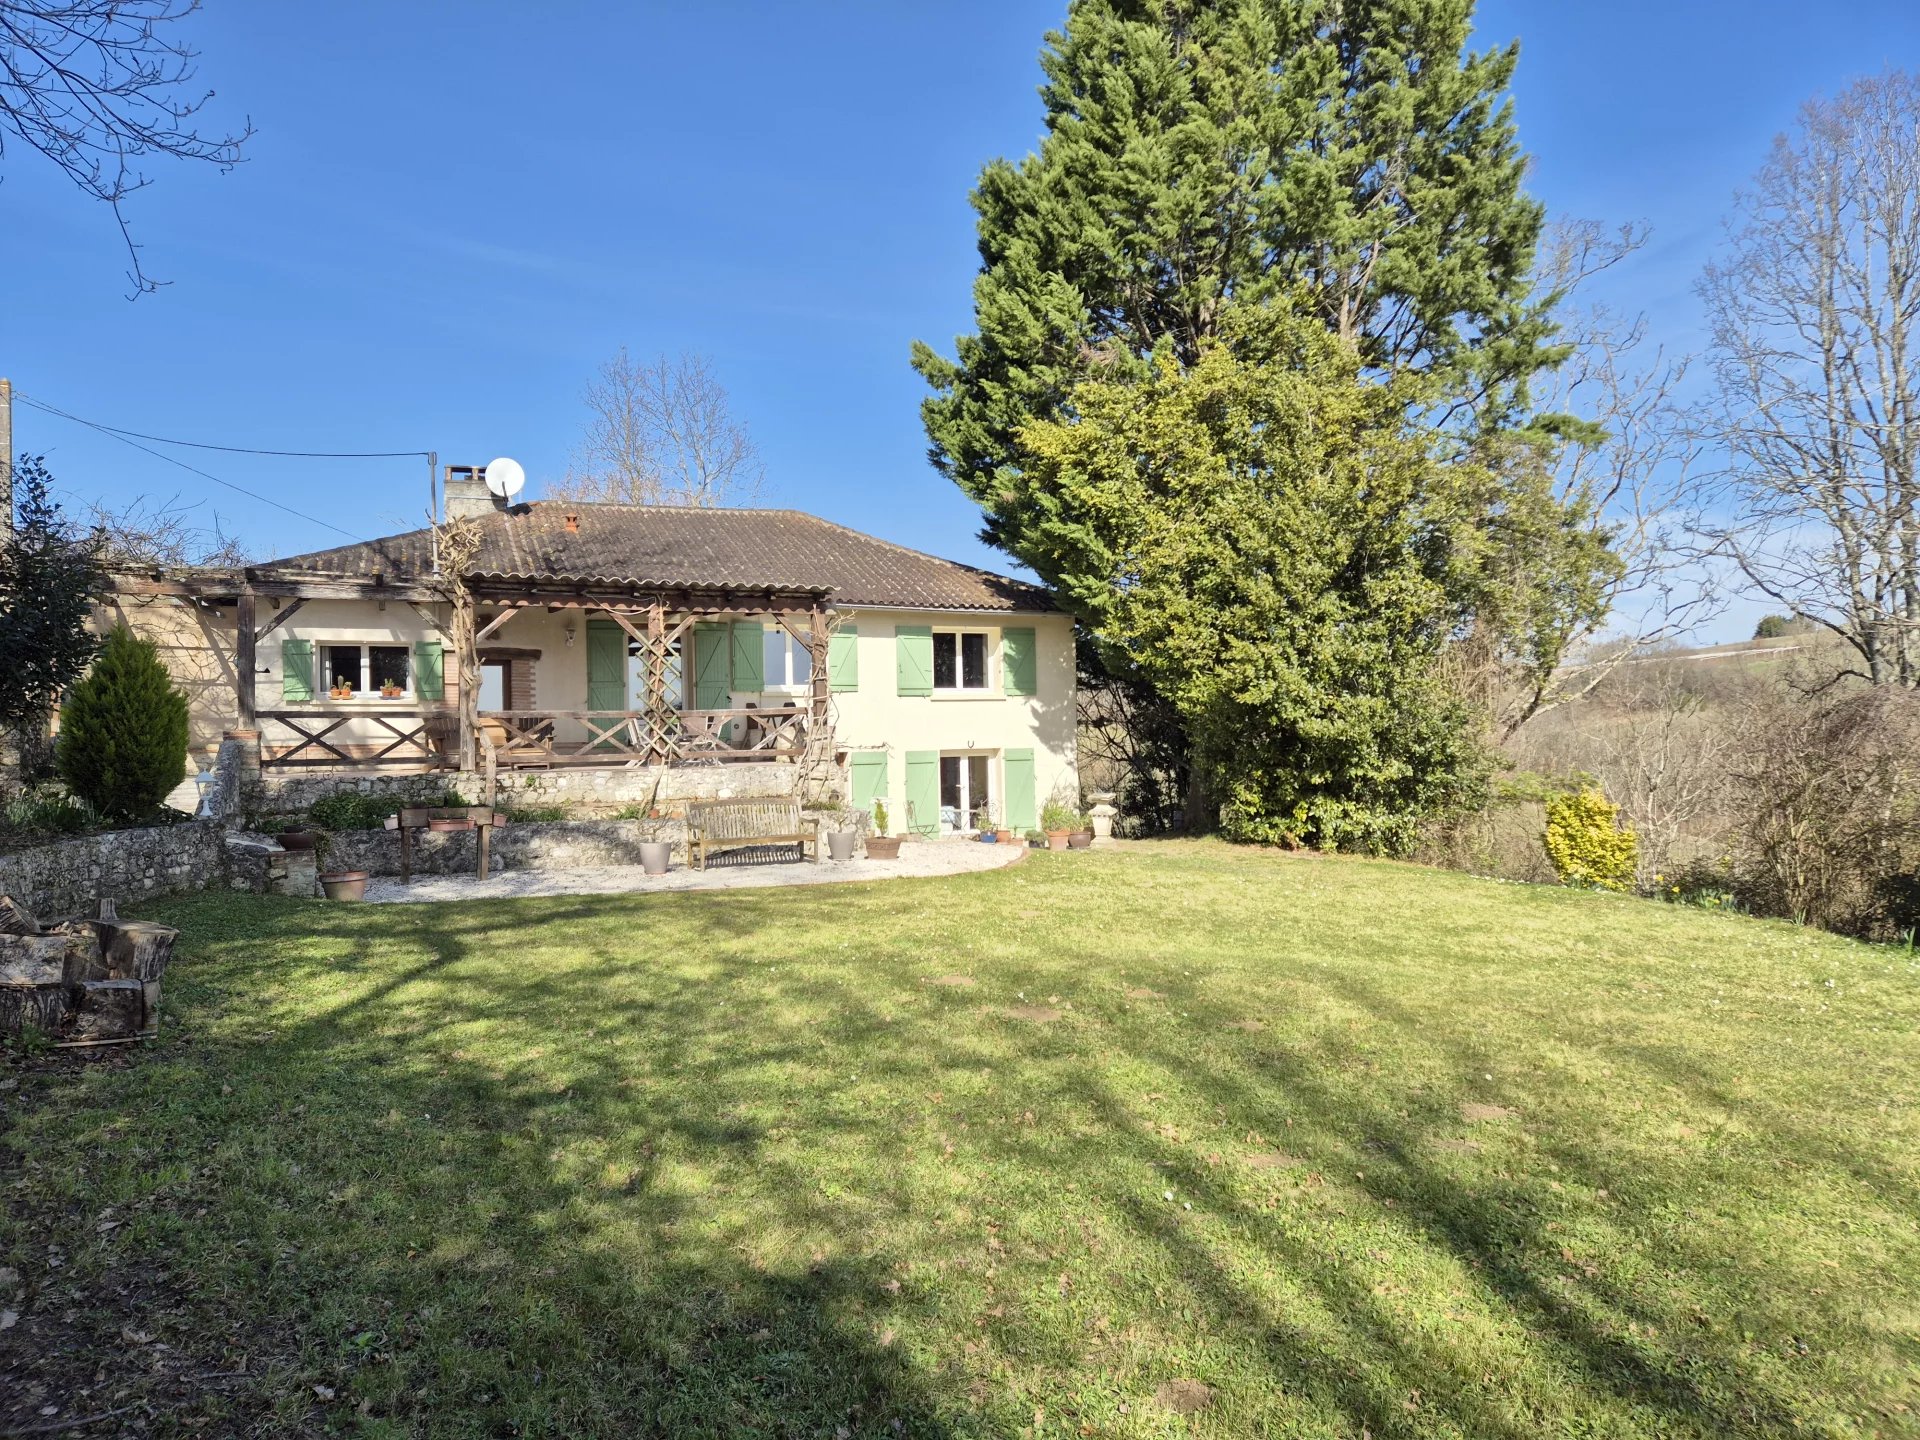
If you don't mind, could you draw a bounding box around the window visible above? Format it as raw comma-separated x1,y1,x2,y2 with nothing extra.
323,643,410,698
932,630,990,691
762,628,813,690
478,662,507,712
938,753,992,832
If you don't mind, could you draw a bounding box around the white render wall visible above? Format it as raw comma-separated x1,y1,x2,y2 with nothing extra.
829,607,1079,832
252,598,1077,811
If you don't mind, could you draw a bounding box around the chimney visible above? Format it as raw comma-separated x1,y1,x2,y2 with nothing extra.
442,464,508,522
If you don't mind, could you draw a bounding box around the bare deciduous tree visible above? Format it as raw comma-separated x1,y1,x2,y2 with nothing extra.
1488,218,1714,738
1698,70,1920,687
0,0,251,296
550,350,765,508
83,492,248,569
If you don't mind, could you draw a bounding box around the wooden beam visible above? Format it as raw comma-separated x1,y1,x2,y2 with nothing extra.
253,596,305,644
475,608,518,643
235,590,257,729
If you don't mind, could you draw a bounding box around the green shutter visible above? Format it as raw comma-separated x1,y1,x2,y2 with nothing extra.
1003,748,1036,831
829,624,859,692
693,623,730,708
1002,627,1037,697
412,640,444,701
731,622,764,692
280,638,313,703
895,625,932,697
904,750,939,835
585,620,626,749
849,750,888,816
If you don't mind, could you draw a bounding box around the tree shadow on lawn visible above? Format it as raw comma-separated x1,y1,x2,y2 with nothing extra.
15,883,1892,1436
5,893,989,1438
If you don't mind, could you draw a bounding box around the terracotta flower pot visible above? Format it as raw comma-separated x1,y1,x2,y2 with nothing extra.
276,829,318,852
319,870,369,901
1046,830,1071,851
865,836,902,860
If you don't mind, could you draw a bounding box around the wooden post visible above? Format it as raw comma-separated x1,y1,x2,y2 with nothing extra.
235,589,257,730
808,605,830,735
646,599,668,764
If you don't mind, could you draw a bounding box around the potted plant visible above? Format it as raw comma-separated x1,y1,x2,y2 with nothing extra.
1025,829,1046,849
1068,809,1095,849
972,802,999,842
380,680,405,699
865,800,902,860
328,674,355,700
1042,799,1076,851
637,839,672,875
820,805,857,862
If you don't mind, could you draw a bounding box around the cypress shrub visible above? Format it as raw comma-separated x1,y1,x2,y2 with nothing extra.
57,626,189,823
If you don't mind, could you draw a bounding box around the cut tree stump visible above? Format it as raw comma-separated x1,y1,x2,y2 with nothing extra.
70,979,145,1040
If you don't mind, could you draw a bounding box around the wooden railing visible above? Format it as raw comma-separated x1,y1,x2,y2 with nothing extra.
482,706,812,767
258,709,452,769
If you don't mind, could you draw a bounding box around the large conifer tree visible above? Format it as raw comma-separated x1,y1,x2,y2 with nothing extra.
913,0,1558,565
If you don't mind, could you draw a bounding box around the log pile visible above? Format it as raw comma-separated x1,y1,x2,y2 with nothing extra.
0,897,177,1044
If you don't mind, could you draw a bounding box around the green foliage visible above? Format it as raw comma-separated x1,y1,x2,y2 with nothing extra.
1754,613,1791,640
56,626,188,823
871,799,889,835
1021,323,1497,852
1041,799,1078,832
0,455,105,780
503,804,572,824
1543,788,1638,892
1,784,101,842
914,0,1557,564
307,787,464,832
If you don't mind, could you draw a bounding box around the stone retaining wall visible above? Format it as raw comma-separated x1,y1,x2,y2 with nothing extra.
257,761,821,818
0,821,226,918
318,818,688,877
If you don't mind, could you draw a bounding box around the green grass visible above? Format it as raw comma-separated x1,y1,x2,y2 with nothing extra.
4,842,1918,1437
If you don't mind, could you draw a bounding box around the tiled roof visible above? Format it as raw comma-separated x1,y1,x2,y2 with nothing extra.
263,503,1054,613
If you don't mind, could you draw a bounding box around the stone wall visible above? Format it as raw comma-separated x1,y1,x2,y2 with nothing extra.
318,817,690,876
0,821,226,918
256,760,824,818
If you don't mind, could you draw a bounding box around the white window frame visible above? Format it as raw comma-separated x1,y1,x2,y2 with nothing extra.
931,627,995,695
321,641,413,700
938,750,994,834
762,628,813,694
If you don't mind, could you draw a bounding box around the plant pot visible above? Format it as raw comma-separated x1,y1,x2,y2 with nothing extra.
1068,829,1093,850
1046,830,1071,851
638,840,672,875
429,818,473,833
319,870,369,901
978,830,999,844
276,829,318,852
827,830,857,862
865,836,902,860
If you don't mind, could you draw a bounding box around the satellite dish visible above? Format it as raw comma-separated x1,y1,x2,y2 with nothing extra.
483,456,526,500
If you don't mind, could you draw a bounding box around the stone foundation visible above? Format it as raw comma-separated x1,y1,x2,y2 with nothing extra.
256,760,831,818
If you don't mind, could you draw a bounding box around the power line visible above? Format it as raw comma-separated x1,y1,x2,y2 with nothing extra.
15,394,367,543
15,393,431,459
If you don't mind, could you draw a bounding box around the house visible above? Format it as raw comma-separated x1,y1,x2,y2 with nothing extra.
106,468,1077,835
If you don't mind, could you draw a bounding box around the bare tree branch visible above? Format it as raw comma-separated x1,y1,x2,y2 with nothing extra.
548,349,765,508
0,0,252,297
1696,70,1920,687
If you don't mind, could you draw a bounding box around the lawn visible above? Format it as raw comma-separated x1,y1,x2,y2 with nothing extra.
3,842,1916,1438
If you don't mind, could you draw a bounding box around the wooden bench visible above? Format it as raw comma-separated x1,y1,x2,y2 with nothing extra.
685,797,818,870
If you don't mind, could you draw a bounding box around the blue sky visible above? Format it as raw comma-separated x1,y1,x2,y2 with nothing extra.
4,1,1916,637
